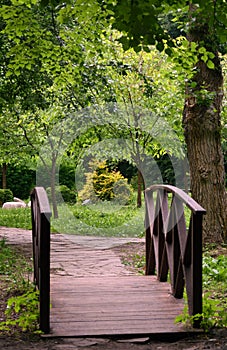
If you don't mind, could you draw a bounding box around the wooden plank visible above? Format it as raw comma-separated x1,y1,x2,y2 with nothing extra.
49,275,187,337
48,321,186,337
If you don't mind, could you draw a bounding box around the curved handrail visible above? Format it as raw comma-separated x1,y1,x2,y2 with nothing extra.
31,187,52,334
145,184,205,214
145,184,206,328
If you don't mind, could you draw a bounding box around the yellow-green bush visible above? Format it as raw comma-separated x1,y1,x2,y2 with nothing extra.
79,161,133,204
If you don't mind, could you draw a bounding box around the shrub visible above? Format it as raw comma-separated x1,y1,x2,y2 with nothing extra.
93,162,124,201
79,161,133,205
4,165,35,199
0,189,14,207
46,185,77,204
78,172,99,203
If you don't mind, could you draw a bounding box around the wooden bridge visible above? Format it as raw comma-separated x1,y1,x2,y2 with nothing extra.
31,185,206,337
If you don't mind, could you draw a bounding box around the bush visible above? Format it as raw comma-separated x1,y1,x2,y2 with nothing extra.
78,172,99,203
46,185,77,204
79,161,133,205
3,165,35,199
0,189,14,206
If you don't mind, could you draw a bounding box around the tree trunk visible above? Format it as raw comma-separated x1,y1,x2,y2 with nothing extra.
137,169,145,208
51,158,58,219
2,163,7,189
137,169,142,208
183,6,227,243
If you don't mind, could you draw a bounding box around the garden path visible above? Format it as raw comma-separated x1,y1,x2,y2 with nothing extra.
0,226,143,277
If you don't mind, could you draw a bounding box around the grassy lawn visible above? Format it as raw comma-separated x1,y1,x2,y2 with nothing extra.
0,208,32,230
0,189,193,237
52,202,145,237
0,201,145,237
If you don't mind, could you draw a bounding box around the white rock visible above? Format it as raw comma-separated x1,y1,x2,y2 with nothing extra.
2,201,26,209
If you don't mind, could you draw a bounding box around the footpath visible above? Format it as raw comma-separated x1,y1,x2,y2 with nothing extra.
0,226,143,277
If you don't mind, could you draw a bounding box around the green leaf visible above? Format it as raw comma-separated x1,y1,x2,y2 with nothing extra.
201,54,208,63
207,60,215,69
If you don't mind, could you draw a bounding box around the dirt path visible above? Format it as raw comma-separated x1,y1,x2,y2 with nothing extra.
0,227,226,350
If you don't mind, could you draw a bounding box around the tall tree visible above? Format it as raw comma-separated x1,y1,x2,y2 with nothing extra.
110,0,227,243
0,0,111,216
183,3,227,242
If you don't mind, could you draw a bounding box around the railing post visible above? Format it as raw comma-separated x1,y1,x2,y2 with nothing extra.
31,187,51,334
39,211,51,333
191,213,203,327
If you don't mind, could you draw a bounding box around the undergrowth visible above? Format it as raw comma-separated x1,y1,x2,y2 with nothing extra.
0,201,145,237
176,248,227,331
0,238,40,335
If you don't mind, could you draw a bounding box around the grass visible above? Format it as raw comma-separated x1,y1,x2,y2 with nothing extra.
0,208,32,230
0,189,193,237
52,202,145,237
0,201,145,237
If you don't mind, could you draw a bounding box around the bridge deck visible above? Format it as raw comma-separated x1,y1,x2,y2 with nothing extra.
48,234,187,337
50,275,185,337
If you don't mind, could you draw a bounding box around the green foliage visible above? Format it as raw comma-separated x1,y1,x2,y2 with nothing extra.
203,254,227,286
122,252,145,275
59,162,77,189
0,238,39,334
52,200,145,237
4,165,35,199
92,161,123,201
79,161,133,205
0,238,33,291
92,161,133,203
0,238,15,274
0,188,13,206
110,1,227,54
176,252,227,331
1,288,40,333
175,292,227,332
78,171,99,203
46,185,77,204
0,207,31,229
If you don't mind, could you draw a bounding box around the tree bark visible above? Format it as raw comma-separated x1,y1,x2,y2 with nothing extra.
183,5,227,243
51,158,58,219
137,169,142,208
2,163,7,189
137,169,145,208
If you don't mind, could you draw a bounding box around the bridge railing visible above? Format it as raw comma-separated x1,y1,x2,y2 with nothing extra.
145,184,206,327
31,187,52,334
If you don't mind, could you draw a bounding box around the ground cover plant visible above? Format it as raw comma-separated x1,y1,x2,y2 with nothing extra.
0,199,145,237
0,238,39,335
0,208,31,230
52,201,145,237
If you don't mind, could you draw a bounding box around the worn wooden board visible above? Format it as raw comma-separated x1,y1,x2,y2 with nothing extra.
48,275,188,337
